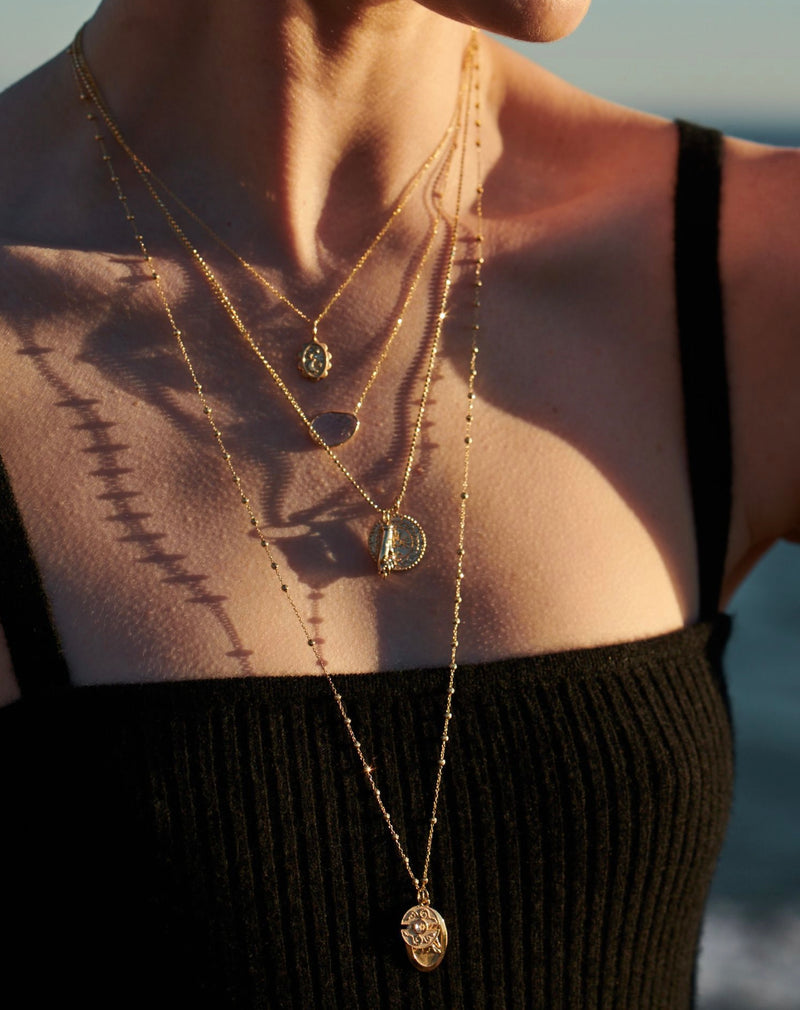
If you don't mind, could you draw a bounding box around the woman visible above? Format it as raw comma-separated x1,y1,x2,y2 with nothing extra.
0,0,797,1006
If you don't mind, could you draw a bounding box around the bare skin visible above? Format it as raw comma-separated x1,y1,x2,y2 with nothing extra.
0,0,798,706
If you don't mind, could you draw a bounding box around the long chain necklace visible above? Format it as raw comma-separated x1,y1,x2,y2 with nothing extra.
72,38,473,578
72,25,461,386
71,29,484,970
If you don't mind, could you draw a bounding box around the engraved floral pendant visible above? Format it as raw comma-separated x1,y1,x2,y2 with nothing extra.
401,903,448,971
298,339,332,381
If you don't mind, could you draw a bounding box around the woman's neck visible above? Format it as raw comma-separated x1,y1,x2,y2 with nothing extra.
81,0,474,274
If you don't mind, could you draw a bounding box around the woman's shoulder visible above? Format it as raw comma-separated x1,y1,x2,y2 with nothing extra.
0,51,106,271
0,55,72,234
0,53,115,363
720,135,800,547
487,37,678,194
721,133,800,297
489,36,799,221
489,38,800,551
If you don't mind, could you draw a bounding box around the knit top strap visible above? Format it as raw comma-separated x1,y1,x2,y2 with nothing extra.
674,120,733,618
0,453,71,696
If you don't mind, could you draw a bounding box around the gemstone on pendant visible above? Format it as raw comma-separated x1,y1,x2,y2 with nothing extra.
309,411,360,447
298,340,332,381
400,903,448,971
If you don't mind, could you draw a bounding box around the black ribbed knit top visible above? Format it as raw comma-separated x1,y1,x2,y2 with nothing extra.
0,122,734,1009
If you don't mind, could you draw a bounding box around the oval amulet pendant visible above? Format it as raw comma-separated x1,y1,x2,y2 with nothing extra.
401,902,448,971
367,514,426,577
298,339,332,381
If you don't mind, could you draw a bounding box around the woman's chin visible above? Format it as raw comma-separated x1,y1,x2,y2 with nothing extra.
523,0,593,43
414,0,592,44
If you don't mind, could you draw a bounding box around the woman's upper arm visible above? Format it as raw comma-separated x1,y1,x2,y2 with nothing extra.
721,137,800,551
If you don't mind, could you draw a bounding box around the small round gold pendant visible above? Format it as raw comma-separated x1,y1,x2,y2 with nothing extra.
401,903,448,971
298,340,332,381
368,514,426,577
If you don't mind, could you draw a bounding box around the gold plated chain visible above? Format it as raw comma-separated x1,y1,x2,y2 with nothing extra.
79,48,461,448
72,37,473,577
71,28,484,970
72,25,461,384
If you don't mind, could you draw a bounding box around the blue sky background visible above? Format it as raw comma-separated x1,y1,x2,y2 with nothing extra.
1,0,799,132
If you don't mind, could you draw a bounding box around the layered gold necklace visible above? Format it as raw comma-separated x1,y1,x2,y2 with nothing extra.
73,28,471,576
70,26,485,971
72,25,459,387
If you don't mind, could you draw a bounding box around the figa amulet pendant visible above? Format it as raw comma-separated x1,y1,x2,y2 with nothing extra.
401,895,448,971
368,513,426,577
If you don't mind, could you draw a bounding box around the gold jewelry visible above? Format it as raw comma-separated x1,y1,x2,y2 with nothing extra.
72,26,463,449
72,25,461,385
159,197,446,451
309,213,441,447
70,27,484,970
71,38,472,577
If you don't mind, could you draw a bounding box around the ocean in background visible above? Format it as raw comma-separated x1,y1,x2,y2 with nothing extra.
715,124,800,149
700,542,800,1009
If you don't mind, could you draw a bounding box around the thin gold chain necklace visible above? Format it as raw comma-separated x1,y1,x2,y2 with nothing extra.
160,129,461,450
71,29,484,970
74,27,463,449
72,25,461,386
71,38,474,578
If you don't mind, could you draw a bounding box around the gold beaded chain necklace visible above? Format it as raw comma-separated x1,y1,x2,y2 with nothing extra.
74,26,463,449
72,38,474,578
72,25,461,387
71,29,484,971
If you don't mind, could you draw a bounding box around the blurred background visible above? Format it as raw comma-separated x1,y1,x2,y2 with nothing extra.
1,2,798,1006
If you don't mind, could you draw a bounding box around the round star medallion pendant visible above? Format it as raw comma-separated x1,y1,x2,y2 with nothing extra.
298,339,332,381
401,903,448,971
367,514,426,577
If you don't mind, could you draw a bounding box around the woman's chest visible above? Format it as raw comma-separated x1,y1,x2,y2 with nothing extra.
0,281,699,690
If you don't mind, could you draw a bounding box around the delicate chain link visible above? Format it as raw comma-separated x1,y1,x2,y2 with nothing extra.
72,25,458,336
352,126,463,415
418,34,483,893
69,27,484,905
71,40,471,519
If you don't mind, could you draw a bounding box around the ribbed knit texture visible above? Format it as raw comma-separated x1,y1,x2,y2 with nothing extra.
0,620,733,1009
